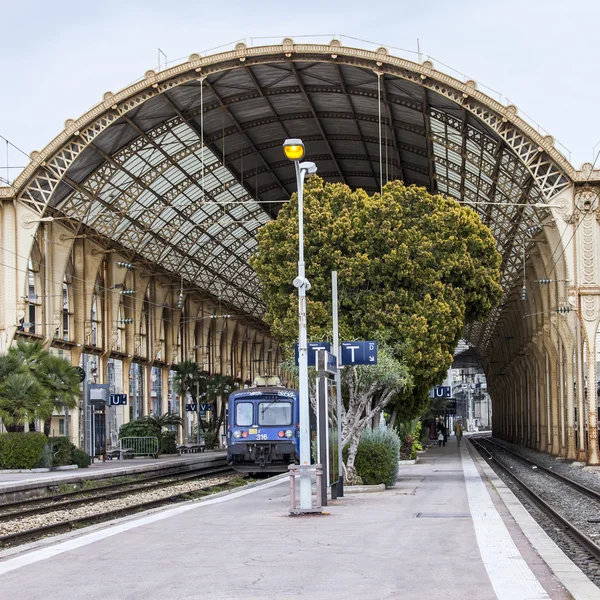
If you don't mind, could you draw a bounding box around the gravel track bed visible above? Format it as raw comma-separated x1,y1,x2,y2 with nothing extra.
473,440,600,585
489,436,600,493
0,474,237,536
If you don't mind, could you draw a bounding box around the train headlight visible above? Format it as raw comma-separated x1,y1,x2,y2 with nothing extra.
233,430,241,439
278,430,285,438
285,430,293,438
241,431,248,438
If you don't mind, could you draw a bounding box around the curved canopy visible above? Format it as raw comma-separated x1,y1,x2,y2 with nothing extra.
10,41,575,350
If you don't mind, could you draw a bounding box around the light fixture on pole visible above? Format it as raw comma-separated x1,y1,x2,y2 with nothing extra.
283,138,317,511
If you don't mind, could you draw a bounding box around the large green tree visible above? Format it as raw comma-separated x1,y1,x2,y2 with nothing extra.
251,178,502,415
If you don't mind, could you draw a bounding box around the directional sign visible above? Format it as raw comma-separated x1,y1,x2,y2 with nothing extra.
185,403,198,412
340,341,377,366
429,386,452,399
109,393,127,406
199,403,211,411
294,342,331,367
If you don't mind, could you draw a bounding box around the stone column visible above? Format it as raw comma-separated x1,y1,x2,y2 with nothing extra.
565,344,577,459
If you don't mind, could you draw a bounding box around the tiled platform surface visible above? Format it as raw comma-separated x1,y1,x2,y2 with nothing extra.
0,439,597,599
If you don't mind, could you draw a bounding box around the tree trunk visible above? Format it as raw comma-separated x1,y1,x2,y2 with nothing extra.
344,434,361,484
389,407,398,429
44,419,52,437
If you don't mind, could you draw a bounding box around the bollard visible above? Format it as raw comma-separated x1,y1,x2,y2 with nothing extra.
288,464,324,515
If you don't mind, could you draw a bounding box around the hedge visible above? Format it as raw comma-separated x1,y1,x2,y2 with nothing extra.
71,448,90,468
49,436,72,467
0,432,48,469
355,428,401,487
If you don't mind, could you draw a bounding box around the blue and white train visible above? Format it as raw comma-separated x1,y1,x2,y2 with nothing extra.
226,387,300,473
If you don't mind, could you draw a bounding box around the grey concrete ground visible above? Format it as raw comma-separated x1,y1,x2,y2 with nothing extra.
0,445,502,600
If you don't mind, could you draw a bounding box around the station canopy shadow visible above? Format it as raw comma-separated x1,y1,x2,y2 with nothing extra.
12,40,575,353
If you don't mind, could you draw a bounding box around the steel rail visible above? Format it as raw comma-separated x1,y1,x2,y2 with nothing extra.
0,457,227,512
479,437,600,502
469,437,600,562
0,462,230,522
0,466,237,547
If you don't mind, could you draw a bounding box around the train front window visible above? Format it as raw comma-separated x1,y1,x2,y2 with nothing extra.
258,402,292,426
235,402,253,426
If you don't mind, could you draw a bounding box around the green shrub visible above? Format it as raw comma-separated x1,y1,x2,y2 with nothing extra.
203,430,219,450
118,419,159,439
0,432,48,469
160,431,177,454
400,422,423,461
411,422,423,459
355,428,401,487
71,447,90,468
49,436,72,467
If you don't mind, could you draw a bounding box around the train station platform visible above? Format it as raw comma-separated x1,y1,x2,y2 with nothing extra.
1,440,598,599
0,451,226,500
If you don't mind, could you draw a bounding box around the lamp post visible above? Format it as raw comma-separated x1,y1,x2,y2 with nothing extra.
283,138,317,510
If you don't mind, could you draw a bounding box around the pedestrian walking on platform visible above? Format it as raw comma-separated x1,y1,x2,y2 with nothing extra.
436,419,446,447
437,430,445,447
455,423,463,447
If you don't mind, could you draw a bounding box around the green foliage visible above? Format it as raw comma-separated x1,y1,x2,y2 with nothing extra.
251,178,502,409
71,447,90,468
49,436,72,467
0,373,48,429
354,428,401,487
0,432,48,469
119,419,160,439
0,341,81,433
173,363,238,447
159,431,177,454
400,422,423,460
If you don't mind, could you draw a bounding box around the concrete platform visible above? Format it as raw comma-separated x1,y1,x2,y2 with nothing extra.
0,451,226,500
0,442,598,599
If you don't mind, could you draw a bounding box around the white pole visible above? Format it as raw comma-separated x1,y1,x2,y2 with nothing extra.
332,271,343,495
296,162,312,510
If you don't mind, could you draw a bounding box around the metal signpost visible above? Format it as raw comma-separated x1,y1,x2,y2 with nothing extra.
316,349,337,507
331,271,344,498
88,384,109,462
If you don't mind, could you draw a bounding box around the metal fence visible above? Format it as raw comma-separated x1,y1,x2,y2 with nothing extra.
119,436,159,457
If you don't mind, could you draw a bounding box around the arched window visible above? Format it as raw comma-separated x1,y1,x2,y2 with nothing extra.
116,303,125,352
21,241,42,334
57,258,74,341
157,316,166,361
91,291,102,347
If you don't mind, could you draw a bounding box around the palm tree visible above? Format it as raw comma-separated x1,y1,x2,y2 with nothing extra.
0,373,48,432
1,341,81,435
38,355,81,436
145,411,183,431
172,360,205,405
0,353,23,382
204,374,237,448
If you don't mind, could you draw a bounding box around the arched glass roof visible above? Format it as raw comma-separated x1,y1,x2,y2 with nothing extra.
10,42,575,352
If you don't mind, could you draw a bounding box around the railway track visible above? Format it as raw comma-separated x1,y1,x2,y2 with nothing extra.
477,436,600,502
469,436,600,564
0,460,235,547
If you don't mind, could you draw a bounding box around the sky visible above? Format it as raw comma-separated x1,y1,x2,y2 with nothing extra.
1,0,599,183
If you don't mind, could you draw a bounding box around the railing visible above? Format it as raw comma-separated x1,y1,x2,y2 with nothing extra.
119,436,159,458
